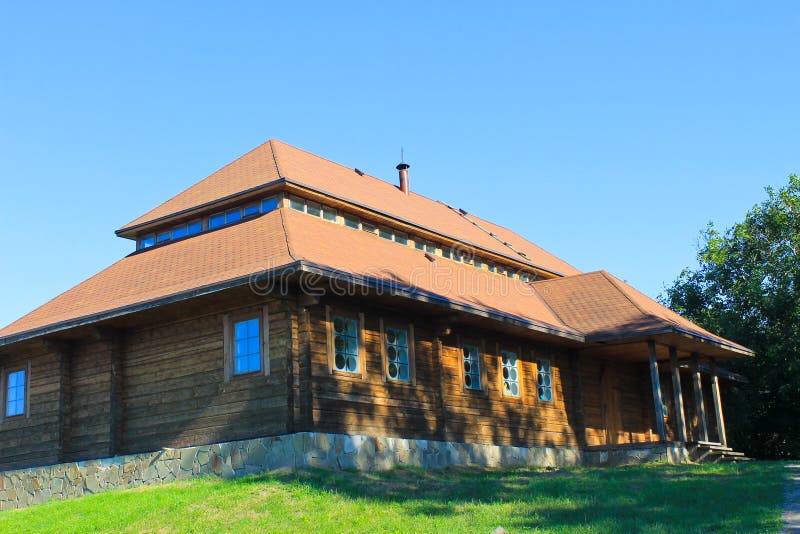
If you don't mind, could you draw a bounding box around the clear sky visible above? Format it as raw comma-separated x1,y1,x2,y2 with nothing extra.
0,1,798,329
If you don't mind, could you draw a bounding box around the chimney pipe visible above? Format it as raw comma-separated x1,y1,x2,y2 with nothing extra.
396,162,410,195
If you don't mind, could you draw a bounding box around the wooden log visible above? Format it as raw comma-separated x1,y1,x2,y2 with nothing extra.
690,353,709,442
648,341,667,442
710,358,728,447
669,347,688,442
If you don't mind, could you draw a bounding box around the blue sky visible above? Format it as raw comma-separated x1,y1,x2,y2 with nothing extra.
0,1,798,328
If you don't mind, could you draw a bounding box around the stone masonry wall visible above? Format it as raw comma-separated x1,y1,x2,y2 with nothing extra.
0,432,685,511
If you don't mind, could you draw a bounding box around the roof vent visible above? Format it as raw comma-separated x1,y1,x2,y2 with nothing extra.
354,168,365,176
396,162,410,195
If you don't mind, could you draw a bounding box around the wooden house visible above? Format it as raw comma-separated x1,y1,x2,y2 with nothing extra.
0,140,752,471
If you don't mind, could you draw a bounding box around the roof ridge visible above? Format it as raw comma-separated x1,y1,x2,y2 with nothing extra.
270,138,384,184
529,285,584,335
278,208,298,262
599,270,668,325
268,139,284,179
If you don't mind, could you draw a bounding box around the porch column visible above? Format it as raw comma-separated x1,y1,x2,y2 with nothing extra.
710,359,728,447
690,353,709,442
669,347,688,442
648,341,667,442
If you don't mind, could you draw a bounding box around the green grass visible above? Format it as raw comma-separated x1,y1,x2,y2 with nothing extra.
0,462,788,533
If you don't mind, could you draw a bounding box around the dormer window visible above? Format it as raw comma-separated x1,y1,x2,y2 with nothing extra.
157,231,171,244
188,221,203,235
139,235,155,250
244,204,259,217
262,197,278,213
172,225,188,239
225,209,241,224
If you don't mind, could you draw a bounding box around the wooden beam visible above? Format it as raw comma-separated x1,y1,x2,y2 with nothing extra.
710,358,728,447
690,353,709,442
669,347,688,442
648,341,667,442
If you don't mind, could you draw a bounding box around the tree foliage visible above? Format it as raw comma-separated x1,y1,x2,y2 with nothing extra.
663,175,800,459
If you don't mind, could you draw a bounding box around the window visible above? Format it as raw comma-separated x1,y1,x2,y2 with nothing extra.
290,196,305,211
172,224,188,239
5,369,26,417
462,344,482,390
188,220,203,235
442,247,452,259
261,197,279,213
209,213,225,229
344,215,360,229
379,227,393,240
139,235,155,250
331,314,360,374
473,257,483,269
414,240,424,251
225,209,242,224
537,358,553,402
233,318,262,375
243,204,260,217
306,201,322,217
361,222,377,234
395,231,409,245
157,231,171,244
322,206,337,222
384,325,411,381
487,262,496,273
501,350,520,397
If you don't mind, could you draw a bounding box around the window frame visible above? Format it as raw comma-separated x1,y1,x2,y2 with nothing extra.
325,306,366,378
536,357,555,403
223,307,270,382
458,337,488,394
1,362,31,421
379,319,416,385
498,345,524,399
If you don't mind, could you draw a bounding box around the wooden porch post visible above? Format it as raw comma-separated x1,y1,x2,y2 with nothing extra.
710,359,728,447
690,353,709,442
669,347,688,442
648,341,667,442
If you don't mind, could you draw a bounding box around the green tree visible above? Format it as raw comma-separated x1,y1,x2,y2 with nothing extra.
663,175,800,459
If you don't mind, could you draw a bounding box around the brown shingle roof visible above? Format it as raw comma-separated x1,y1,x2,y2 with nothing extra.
0,209,579,344
532,271,751,353
119,139,581,277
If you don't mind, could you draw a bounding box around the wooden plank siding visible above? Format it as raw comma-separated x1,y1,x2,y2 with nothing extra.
0,340,62,470
120,298,291,453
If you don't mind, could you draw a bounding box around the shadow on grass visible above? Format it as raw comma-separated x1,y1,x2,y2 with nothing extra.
234,462,786,532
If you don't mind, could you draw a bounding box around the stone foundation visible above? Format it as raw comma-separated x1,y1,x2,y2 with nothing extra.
0,433,687,511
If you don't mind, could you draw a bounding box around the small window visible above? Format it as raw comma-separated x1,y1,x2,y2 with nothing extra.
157,231,171,244
473,257,483,269
379,227,393,240
501,351,520,397
233,318,261,375
442,247,452,259
187,221,203,235
414,240,424,251
172,225,188,240
343,215,360,229
537,358,553,402
361,222,376,234
322,206,337,222
487,262,496,273
394,231,409,245
385,326,410,381
306,201,322,217
226,209,242,224
462,344,482,390
139,235,155,249
5,369,26,417
332,315,359,373
289,196,305,211
243,204,260,217
425,243,436,254
209,213,225,229
261,197,279,213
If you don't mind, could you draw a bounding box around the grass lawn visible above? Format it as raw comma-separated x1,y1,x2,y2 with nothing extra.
0,462,787,533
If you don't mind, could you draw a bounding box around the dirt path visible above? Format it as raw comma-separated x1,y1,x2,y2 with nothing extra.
783,464,800,533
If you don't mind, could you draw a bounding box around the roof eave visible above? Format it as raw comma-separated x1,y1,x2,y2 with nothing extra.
587,326,754,357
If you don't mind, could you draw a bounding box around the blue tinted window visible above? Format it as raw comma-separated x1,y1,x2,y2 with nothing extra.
188,221,203,235
157,231,171,244
234,318,261,375
172,225,188,239
290,197,305,211
244,204,259,217
6,370,26,417
140,235,155,249
226,209,242,224
209,213,225,229
261,197,278,213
